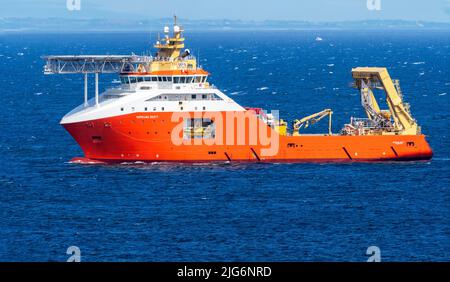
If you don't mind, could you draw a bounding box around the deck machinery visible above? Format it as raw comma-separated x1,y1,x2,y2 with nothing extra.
294,67,421,137
342,67,420,136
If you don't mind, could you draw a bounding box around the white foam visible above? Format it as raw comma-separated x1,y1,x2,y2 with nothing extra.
257,87,269,91
412,61,425,65
435,157,450,161
438,92,447,96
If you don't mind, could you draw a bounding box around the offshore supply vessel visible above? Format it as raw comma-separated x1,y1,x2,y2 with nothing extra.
43,17,432,163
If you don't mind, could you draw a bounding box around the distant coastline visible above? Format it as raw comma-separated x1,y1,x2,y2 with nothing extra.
1,17,450,33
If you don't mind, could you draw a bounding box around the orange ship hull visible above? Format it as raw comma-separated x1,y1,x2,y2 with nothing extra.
63,112,433,163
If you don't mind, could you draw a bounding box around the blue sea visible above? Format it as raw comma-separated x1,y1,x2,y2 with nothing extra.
0,30,449,261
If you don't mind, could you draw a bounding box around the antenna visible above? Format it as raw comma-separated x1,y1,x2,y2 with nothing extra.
174,15,177,26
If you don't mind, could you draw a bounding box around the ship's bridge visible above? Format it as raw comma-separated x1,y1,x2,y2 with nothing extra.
42,16,208,108
119,69,210,85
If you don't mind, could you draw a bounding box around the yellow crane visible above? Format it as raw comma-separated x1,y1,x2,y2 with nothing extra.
351,67,419,135
292,109,333,136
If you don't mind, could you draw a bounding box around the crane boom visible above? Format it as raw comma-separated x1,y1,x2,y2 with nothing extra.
292,109,333,136
351,67,419,135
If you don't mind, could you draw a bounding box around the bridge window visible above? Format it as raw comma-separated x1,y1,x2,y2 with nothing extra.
137,77,144,82
120,77,129,84
144,77,151,81
171,76,205,84
146,93,222,101
129,77,137,84
151,76,158,82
